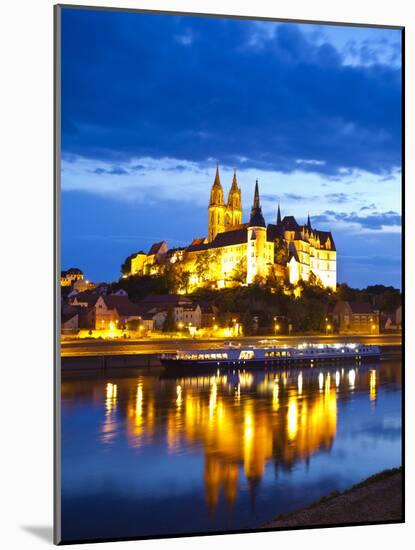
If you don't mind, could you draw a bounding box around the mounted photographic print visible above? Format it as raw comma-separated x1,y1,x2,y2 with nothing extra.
54,4,404,544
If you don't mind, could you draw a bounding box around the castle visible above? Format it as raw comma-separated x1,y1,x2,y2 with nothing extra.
127,165,337,290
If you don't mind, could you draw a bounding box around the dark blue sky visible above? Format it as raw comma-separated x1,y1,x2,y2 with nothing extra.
60,7,402,288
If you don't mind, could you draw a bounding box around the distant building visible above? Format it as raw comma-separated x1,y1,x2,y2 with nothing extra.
136,294,203,329
69,292,143,330
125,165,337,290
61,312,79,334
199,303,219,327
332,301,380,334
72,279,96,292
61,267,84,287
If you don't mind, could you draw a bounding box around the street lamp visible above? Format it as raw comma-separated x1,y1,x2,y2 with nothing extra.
326,323,331,335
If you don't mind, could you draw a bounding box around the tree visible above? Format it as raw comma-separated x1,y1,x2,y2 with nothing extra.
162,306,176,332
231,257,247,283
242,309,254,335
195,251,211,282
308,271,323,288
274,237,289,265
265,268,283,291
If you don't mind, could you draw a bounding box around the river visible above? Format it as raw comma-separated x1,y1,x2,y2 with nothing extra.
60,355,402,542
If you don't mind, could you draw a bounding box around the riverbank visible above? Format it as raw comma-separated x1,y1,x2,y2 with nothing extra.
264,468,403,529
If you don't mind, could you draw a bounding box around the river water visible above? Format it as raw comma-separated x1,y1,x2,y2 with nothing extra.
60,356,402,542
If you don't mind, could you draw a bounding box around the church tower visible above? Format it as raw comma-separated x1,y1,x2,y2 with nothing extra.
225,170,242,227
247,180,267,284
208,164,226,242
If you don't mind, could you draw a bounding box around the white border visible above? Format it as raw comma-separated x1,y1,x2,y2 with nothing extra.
1,1,412,549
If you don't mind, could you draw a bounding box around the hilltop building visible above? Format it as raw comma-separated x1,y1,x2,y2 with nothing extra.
126,165,337,290
60,267,84,287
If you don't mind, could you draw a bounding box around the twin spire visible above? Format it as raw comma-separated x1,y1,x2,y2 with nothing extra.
210,163,241,207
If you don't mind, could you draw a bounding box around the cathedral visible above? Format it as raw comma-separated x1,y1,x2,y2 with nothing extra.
128,165,337,290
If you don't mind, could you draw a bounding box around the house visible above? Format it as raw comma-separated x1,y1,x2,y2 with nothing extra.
61,303,95,331
111,289,128,296
94,295,142,329
136,294,203,329
70,291,98,308
69,292,143,330
396,305,402,329
200,303,219,327
181,304,202,328
61,312,79,334
381,311,397,331
332,301,380,334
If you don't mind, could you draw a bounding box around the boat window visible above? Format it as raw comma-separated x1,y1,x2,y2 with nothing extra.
239,350,255,360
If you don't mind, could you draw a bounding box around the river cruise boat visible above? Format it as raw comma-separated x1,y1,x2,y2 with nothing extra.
159,342,380,373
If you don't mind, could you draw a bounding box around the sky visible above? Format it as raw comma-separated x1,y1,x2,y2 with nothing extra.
60,7,402,289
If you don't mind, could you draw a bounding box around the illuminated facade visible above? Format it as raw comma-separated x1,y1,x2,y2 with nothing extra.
61,267,84,287
127,166,337,290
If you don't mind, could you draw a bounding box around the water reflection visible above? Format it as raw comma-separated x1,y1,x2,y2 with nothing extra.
61,360,401,538
110,369,359,508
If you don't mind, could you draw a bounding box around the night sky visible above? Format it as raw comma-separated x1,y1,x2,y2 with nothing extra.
60,7,402,288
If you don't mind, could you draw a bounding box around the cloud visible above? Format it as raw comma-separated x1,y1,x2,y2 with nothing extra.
61,9,402,177
325,192,349,204
175,29,196,46
312,209,401,231
93,166,130,176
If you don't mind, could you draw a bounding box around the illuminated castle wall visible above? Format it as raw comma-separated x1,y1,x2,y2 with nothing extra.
127,166,337,290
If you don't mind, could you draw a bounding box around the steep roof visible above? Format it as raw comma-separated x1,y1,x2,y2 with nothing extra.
148,241,166,255
349,301,375,314
70,291,98,305
267,223,284,241
287,242,300,262
187,226,248,251
102,295,142,316
281,216,300,231
315,230,336,251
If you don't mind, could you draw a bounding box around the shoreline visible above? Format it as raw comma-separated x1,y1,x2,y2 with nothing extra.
263,468,403,529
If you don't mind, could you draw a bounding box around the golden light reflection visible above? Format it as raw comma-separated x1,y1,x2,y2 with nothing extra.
297,372,303,395
209,379,217,420
369,369,377,402
319,372,324,391
115,369,340,512
101,382,118,444
176,384,182,409
325,372,331,393
234,383,241,403
335,371,340,388
105,382,118,413
348,369,356,390
287,398,298,440
272,382,279,411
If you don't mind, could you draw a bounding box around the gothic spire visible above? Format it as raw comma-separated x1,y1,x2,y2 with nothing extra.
277,202,282,225
307,211,312,230
230,169,238,191
210,162,224,206
253,179,260,209
249,179,266,228
213,161,221,187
